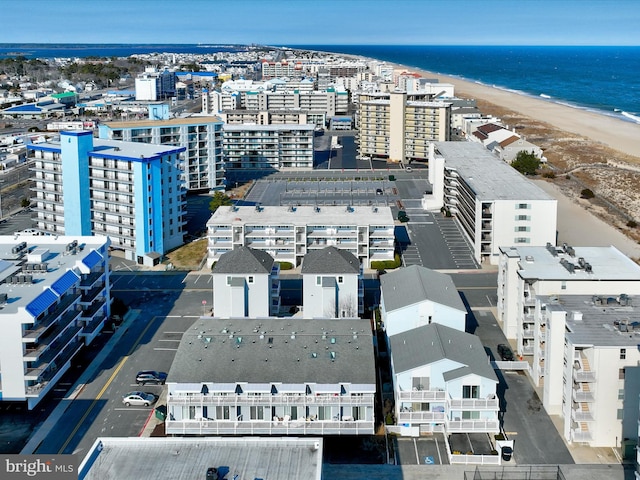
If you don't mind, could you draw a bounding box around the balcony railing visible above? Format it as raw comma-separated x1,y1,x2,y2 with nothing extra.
165,418,375,436
446,419,500,433
571,429,593,442
169,393,374,406
398,390,446,402
573,370,596,383
398,411,446,423
449,398,499,410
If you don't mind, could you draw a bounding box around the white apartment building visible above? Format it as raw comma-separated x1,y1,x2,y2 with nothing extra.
207,205,395,268
424,142,557,265
357,91,451,163
497,244,640,357
389,324,499,435
204,88,348,118
222,124,314,171
0,235,111,409
533,293,640,448
165,318,376,436
99,116,224,191
219,110,326,128
28,132,186,265
212,247,281,318
380,265,467,336
301,246,363,318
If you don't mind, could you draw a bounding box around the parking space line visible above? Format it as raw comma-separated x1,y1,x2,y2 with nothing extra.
413,438,420,464
435,437,443,464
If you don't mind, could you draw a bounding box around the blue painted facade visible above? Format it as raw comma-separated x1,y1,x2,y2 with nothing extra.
61,131,93,235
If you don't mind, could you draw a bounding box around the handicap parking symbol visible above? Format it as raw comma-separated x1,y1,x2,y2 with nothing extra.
424,456,435,465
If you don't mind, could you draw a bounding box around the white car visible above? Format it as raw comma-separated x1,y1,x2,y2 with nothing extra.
122,391,156,407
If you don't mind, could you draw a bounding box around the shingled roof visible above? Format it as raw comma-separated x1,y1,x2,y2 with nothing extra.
301,246,360,275
212,246,274,274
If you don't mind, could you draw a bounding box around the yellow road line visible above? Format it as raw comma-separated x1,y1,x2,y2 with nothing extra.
58,316,158,454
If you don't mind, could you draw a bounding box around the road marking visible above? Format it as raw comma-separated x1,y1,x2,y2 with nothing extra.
435,436,442,464
413,438,420,464
58,316,160,454
153,347,178,351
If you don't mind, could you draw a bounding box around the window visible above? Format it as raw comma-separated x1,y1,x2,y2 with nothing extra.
620,348,626,359
338,276,343,283
248,276,254,284
617,409,624,420
316,276,321,285
226,276,232,286
515,226,530,232
515,215,530,221
618,389,625,400
514,237,530,244
619,368,625,380
462,385,479,399
462,411,480,420
216,406,230,420
561,281,567,290
517,203,530,209
250,406,264,420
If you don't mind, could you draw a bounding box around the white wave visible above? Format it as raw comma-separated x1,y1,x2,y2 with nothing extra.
621,111,640,123
539,93,551,99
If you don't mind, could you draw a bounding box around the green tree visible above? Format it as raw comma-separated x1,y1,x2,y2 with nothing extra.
580,188,595,199
209,191,233,213
511,151,540,176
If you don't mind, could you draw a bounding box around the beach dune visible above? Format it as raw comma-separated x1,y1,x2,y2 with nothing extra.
398,69,640,160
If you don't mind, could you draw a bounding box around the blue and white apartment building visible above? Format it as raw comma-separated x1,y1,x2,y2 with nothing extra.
28,131,186,265
0,234,111,409
99,105,224,191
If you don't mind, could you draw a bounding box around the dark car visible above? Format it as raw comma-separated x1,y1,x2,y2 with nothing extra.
136,370,167,385
376,188,384,195
397,211,409,222
497,344,515,361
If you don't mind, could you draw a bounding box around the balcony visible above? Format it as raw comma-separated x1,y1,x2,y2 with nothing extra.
447,419,500,433
398,410,446,423
79,285,105,305
398,390,446,402
165,418,374,436
572,388,595,403
23,295,81,341
169,393,375,406
449,397,499,411
571,427,593,443
25,333,82,382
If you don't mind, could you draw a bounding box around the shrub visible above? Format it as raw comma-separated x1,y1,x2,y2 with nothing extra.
541,171,556,179
627,220,638,228
278,261,294,270
370,254,401,270
580,188,595,199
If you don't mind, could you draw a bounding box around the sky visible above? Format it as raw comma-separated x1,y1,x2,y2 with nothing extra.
1,0,639,46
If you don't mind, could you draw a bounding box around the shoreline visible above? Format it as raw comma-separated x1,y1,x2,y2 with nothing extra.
324,49,640,159
388,62,640,160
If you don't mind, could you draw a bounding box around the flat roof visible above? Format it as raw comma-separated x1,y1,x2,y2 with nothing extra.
103,115,223,129
208,205,394,226
538,294,640,347
434,141,554,202
168,318,375,385
0,235,109,315
501,245,640,281
29,134,185,160
80,437,322,480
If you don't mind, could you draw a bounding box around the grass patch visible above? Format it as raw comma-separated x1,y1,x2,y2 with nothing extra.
165,238,208,269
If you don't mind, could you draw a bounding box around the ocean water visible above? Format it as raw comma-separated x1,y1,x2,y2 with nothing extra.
1,43,638,122
295,45,640,123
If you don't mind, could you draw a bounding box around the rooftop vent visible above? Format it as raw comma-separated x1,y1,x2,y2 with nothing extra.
546,242,557,257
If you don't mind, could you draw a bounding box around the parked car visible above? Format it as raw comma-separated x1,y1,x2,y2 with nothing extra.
397,211,409,222
122,391,156,407
497,343,515,361
376,188,384,195
405,166,413,172
136,370,167,385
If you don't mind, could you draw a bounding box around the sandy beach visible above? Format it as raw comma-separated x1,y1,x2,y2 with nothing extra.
397,68,640,160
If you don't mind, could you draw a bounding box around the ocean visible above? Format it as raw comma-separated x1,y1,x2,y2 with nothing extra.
1,43,638,122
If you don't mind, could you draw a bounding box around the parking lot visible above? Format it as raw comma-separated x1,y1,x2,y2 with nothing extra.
393,436,449,465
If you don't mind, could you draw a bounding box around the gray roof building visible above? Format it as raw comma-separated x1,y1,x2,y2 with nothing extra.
380,265,465,313
168,318,375,385
301,246,360,275
212,246,274,274
389,323,497,382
